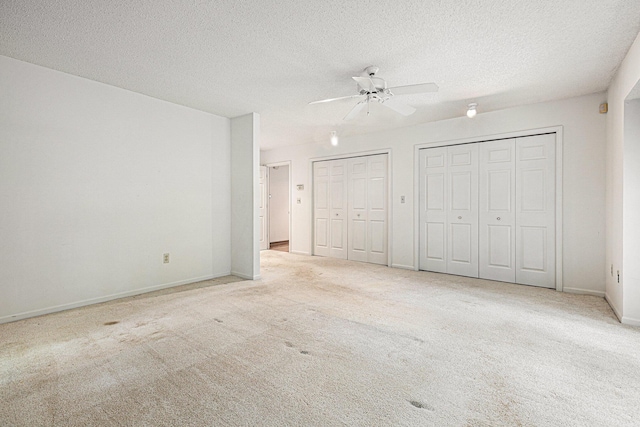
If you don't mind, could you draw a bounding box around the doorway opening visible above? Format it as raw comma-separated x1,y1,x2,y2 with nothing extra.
260,162,291,252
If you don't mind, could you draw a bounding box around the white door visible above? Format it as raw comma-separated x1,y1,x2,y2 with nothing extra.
515,134,556,288
313,161,330,257
419,147,448,273
329,160,348,259
314,154,387,264
348,157,368,262
479,139,516,282
259,166,269,250
348,155,388,264
366,154,388,265
447,144,479,278
314,159,348,259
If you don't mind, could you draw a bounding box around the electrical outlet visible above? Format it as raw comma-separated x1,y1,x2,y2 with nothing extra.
163,253,170,264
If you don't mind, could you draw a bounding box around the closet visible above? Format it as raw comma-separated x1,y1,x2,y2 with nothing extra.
313,154,388,265
419,134,556,288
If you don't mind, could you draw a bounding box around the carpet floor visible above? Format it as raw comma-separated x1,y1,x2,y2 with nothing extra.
1,251,639,426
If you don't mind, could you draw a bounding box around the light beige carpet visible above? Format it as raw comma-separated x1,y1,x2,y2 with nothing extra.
1,251,639,426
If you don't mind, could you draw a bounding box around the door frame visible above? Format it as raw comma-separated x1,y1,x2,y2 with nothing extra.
309,149,393,268
264,161,292,252
413,126,564,292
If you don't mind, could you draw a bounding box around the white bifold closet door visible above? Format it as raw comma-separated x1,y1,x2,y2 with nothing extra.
348,154,388,264
421,133,556,288
479,139,517,282
314,154,387,265
419,144,479,277
419,147,447,273
514,134,555,288
313,159,348,259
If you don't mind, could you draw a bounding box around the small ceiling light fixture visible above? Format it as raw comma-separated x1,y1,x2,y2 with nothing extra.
466,103,478,118
330,131,339,146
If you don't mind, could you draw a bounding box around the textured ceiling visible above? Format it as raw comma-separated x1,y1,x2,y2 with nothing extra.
2,1,640,150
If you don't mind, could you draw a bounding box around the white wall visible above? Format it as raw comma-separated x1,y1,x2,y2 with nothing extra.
230,113,260,280
0,55,231,323
623,98,640,324
268,165,289,243
262,92,607,295
606,32,640,324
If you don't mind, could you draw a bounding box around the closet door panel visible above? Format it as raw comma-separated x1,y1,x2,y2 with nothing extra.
451,223,472,263
367,154,388,265
313,162,330,257
348,157,368,262
479,139,516,282
446,144,479,278
419,148,448,273
329,160,348,259
515,134,555,288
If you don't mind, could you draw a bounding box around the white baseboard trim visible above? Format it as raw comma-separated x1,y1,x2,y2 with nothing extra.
621,316,640,327
605,293,622,322
563,287,605,297
290,250,310,256
231,271,260,280
0,272,230,325
391,263,416,271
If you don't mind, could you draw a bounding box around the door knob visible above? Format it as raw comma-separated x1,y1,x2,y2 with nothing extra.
335,213,338,216
458,216,462,219
497,217,501,221
357,214,360,217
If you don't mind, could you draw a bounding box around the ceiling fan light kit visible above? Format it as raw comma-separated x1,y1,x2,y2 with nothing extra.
310,66,438,121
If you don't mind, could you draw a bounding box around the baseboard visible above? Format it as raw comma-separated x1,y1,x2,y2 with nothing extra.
605,293,623,322
0,272,230,325
290,250,310,256
562,287,605,297
391,263,416,271
621,316,640,327
231,271,260,280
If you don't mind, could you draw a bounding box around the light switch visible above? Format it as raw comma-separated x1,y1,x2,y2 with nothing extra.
401,196,405,203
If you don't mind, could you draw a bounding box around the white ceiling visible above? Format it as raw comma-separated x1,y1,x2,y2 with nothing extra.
2,1,639,150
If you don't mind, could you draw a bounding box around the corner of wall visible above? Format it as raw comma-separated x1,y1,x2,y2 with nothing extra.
230,113,261,280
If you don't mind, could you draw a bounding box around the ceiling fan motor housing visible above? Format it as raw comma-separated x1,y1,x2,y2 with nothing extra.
364,65,379,76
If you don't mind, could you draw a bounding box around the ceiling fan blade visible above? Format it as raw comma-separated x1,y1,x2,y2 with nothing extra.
388,82,439,96
382,98,416,116
344,102,367,121
352,76,377,93
309,94,365,105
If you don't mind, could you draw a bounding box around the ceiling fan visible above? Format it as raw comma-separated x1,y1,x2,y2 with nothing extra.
309,66,438,121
